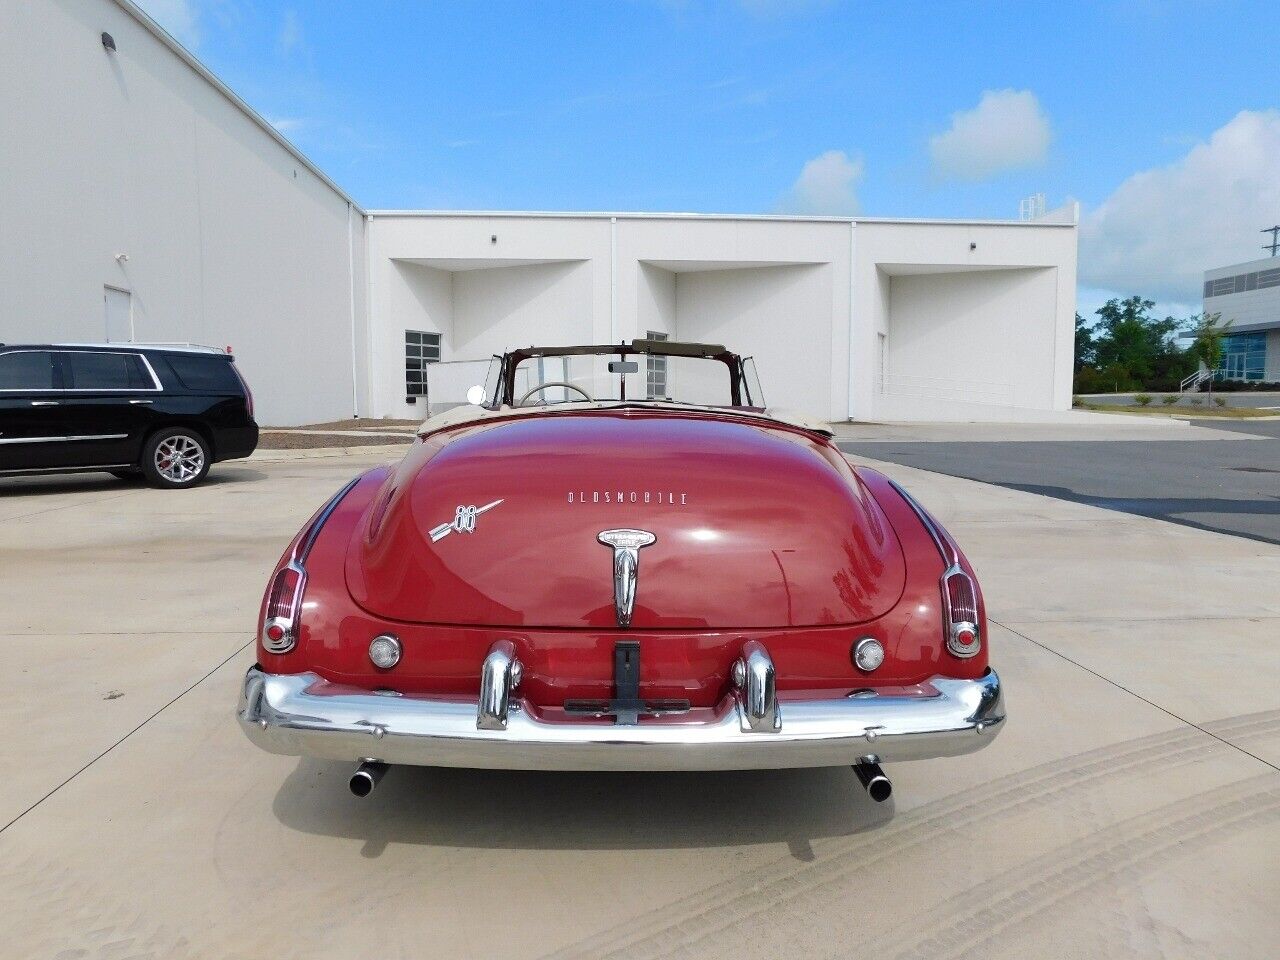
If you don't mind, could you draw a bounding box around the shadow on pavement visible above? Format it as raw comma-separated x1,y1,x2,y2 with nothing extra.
0,465,269,496
271,759,893,855
1004,482,1280,547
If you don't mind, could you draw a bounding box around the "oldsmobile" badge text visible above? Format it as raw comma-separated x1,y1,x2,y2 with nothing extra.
567,490,688,505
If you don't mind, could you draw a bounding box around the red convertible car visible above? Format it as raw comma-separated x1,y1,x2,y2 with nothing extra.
238,340,1004,801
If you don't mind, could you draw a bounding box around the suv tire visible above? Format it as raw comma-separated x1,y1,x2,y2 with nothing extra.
141,429,211,489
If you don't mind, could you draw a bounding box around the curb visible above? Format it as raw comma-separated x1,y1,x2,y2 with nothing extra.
247,443,411,463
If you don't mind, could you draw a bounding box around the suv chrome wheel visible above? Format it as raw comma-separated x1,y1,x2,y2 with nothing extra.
154,435,204,483
142,429,211,488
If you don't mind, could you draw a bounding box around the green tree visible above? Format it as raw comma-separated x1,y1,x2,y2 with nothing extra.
1187,312,1231,402
1074,313,1096,370
1091,296,1186,384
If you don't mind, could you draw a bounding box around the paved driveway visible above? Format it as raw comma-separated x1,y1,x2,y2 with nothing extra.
1,451,1278,959
839,420,1280,545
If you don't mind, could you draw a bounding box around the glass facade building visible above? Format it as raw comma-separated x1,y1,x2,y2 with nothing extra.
1218,332,1267,382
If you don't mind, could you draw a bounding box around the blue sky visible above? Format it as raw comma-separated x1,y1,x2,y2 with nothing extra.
140,0,1280,317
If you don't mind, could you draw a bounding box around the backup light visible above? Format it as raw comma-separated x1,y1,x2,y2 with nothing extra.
852,637,885,673
368,634,402,670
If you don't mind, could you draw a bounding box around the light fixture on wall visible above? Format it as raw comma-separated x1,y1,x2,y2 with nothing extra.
969,242,977,251
115,253,129,262
490,234,498,244
101,32,116,52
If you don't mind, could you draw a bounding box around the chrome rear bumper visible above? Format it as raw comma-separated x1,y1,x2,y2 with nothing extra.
237,659,1005,772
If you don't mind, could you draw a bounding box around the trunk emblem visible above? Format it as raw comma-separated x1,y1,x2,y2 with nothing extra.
429,499,504,543
597,529,656,628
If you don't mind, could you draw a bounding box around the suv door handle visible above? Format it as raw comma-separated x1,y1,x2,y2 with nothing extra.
129,399,154,405
30,400,59,406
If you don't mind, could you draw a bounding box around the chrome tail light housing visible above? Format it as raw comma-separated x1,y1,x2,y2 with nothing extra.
941,565,981,658
262,561,306,653
259,476,361,656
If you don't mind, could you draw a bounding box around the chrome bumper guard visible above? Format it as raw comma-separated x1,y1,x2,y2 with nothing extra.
237,642,1004,772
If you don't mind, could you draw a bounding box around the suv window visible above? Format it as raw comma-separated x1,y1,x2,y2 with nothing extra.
0,351,57,390
166,354,241,393
62,351,154,390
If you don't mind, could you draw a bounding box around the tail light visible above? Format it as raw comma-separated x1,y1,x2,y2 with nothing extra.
942,566,981,658
262,561,306,653
230,361,255,420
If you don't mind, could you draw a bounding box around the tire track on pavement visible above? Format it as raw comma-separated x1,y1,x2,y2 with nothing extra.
541,708,1280,960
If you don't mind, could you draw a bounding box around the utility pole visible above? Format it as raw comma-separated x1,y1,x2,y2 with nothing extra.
1263,225,1280,257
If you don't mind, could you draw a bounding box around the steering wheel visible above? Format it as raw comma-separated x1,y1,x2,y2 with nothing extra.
518,382,595,406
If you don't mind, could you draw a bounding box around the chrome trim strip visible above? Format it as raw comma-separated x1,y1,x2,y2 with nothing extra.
237,666,1005,771
296,476,362,564
0,434,129,445
0,463,132,475
884,477,958,566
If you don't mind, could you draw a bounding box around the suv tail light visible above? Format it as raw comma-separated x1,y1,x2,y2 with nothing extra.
942,566,981,658
262,562,305,653
230,361,254,420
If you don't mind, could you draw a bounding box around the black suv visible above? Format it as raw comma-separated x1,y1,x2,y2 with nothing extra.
0,344,258,488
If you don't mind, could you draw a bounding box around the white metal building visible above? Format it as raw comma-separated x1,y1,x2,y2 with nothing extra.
1202,258,1280,382
1,0,1079,426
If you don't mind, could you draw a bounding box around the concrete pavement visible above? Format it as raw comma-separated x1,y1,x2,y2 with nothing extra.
1,452,1277,959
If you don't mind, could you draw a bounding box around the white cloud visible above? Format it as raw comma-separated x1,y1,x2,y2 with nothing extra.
776,150,862,216
137,0,200,49
929,89,1051,181
278,9,303,57
1080,110,1280,303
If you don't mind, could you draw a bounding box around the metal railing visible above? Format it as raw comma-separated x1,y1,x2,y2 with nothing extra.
1180,367,1219,392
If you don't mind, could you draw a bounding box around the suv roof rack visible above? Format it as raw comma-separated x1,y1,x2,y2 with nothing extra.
52,342,230,355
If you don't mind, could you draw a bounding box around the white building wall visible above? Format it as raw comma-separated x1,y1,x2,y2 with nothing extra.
850,220,1076,421
366,214,1076,423
0,0,366,425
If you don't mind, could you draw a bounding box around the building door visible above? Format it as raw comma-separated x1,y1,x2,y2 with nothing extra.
104,287,132,342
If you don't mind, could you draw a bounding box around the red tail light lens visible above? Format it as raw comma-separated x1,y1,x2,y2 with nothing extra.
262,562,305,653
231,361,254,420
942,567,981,658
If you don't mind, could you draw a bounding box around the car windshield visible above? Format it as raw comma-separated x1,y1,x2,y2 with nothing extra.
511,351,746,407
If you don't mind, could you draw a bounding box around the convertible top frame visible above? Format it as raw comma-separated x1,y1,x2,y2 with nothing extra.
497,340,752,407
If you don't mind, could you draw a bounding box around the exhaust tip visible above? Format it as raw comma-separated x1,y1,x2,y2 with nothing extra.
853,760,892,803
866,774,892,803
349,760,388,797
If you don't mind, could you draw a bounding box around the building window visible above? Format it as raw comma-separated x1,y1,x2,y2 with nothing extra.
1219,332,1266,382
1205,267,1280,299
405,330,440,398
645,330,668,399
